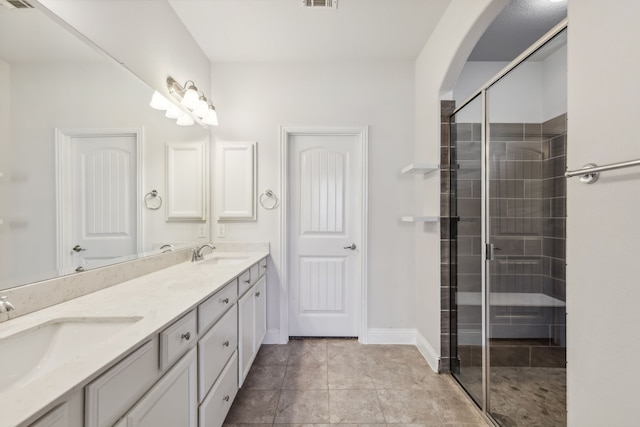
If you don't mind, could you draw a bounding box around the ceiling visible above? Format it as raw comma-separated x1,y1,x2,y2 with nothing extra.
469,0,567,61
170,0,567,64
168,0,452,63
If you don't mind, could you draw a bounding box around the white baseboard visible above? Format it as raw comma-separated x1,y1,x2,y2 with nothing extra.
415,330,440,372
263,329,281,344
366,328,416,344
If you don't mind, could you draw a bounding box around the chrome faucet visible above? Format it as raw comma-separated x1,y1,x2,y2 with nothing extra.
0,296,15,313
192,244,216,262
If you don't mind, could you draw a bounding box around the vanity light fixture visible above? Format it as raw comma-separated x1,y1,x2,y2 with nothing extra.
148,77,219,127
166,76,219,126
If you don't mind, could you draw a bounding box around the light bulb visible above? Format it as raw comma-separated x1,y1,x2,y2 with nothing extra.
149,91,171,110
181,84,199,109
176,114,195,126
202,107,218,126
194,98,209,117
165,104,183,119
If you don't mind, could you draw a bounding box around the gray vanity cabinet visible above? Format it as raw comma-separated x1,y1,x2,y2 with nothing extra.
238,271,267,385
114,348,198,427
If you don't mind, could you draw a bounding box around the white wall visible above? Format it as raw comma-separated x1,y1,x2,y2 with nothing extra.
210,61,416,340
453,44,567,123
566,1,640,425
413,0,507,370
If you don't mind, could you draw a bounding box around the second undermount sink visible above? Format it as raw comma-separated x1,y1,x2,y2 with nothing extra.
0,316,142,392
197,256,250,266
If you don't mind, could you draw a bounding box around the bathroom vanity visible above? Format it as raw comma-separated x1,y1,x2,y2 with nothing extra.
0,248,269,427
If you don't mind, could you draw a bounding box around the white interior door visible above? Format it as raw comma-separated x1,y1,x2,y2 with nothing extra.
288,133,362,337
70,134,138,271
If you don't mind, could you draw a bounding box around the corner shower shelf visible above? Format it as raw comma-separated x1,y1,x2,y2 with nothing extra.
456,292,566,307
401,163,439,175
401,216,439,223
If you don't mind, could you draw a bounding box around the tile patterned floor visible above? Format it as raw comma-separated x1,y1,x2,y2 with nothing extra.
224,339,489,427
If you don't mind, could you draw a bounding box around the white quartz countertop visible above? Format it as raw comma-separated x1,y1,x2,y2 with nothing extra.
0,250,269,427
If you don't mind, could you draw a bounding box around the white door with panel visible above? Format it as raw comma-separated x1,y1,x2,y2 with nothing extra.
70,133,138,271
288,134,362,337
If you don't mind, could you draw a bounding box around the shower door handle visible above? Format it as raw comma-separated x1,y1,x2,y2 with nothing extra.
486,243,502,260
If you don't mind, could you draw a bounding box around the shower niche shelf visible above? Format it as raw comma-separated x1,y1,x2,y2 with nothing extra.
401,163,439,175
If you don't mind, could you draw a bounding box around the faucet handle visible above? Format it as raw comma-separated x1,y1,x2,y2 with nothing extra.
0,296,15,312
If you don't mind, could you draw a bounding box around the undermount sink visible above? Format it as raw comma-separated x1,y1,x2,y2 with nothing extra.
0,316,142,392
197,256,250,266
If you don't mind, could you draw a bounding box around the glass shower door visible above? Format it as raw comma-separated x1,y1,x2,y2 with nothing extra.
450,95,484,407
485,29,567,427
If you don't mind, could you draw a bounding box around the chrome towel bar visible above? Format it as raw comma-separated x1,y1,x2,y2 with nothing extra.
565,159,640,184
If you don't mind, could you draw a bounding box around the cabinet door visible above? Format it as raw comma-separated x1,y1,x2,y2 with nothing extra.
166,141,206,220
116,348,197,427
238,287,255,386
254,276,267,351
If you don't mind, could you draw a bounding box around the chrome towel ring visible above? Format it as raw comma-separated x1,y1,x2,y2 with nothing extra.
259,189,279,210
144,190,163,210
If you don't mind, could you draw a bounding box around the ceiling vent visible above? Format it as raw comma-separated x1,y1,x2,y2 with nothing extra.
302,0,337,9
0,0,34,9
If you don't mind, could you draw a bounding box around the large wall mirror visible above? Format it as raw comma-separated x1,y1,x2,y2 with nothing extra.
0,3,209,291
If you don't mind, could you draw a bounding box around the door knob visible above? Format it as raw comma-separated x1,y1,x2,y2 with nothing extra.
343,243,357,250
72,245,87,252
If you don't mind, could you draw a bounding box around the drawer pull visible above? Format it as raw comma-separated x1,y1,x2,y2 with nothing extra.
220,297,229,304
255,291,261,297
181,332,191,341
244,279,251,284
223,340,230,347
261,265,267,269
223,395,230,402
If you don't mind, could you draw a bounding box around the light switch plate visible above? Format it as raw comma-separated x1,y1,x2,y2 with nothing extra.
217,223,226,238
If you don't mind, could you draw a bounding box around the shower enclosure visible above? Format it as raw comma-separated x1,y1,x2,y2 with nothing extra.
449,24,567,427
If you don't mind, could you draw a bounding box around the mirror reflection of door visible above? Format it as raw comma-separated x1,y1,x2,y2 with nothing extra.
56,129,140,273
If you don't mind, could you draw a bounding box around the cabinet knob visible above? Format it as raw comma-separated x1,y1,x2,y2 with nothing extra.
255,291,261,297
221,297,229,304
244,279,251,284
223,395,230,402
181,332,191,341
223,340,230,347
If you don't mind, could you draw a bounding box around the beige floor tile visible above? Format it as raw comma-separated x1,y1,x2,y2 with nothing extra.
369,363,455,390
429,388,484,424
224,389,280,424
243,365,286,390
275,389,330,423
254,344,290,366
283,364,328,389
287,341,328,365
376,389,444,424
328,363,375,389
329,390,386,424
327,344,369,365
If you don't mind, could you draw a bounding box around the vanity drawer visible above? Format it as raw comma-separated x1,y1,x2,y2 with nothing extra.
160,310,197,370
198,279,237,334
199,351,239,427
249,263,260,286
85,338,160,427
258,258,267,278
198,304,238,402
238,269,252,296
31,403,67,427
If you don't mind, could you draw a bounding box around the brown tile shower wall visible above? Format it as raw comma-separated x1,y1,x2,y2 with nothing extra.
439,104,567,372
